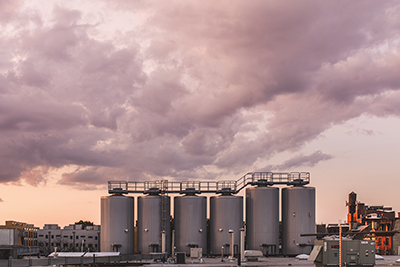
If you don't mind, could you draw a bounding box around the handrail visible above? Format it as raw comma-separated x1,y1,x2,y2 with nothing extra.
108,171,310,195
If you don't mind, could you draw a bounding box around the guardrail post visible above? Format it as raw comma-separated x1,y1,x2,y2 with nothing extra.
8,256,12,267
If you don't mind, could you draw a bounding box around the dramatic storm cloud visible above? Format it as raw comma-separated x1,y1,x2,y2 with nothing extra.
1,0,400,191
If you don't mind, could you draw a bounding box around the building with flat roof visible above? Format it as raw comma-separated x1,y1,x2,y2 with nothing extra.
38,224,100,255
0,221,39,259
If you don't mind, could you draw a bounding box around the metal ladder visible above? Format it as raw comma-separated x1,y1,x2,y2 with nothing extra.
159,180,169,252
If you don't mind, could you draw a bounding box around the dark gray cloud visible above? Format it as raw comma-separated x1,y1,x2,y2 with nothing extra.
1,1,400,186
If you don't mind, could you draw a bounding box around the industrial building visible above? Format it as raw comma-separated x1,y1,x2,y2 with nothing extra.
38,223,100,255
100,172,316,257
312,192,400,258
0,221,39,259
346,192,400,255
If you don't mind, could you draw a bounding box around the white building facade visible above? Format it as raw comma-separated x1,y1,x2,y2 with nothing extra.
38,224,100,255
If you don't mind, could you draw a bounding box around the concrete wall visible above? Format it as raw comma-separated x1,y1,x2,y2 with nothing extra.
0,229,21,246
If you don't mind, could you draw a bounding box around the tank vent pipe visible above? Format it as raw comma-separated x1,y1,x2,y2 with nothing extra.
240,228,245,263
229,229,234,259
161,230,166,254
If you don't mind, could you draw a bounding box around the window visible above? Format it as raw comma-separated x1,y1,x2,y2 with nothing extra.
51,235,54,239
76,236,79,239
70,236,73,239
95,236,97,240
88,236,93,239
45,235,48,239
39,235,43,237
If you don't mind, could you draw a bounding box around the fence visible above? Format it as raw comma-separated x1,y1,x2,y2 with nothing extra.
0,254,166,267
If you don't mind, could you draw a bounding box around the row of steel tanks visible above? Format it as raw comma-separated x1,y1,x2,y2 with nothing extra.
246,183,316,256
101,183,315,256
101,189,171,255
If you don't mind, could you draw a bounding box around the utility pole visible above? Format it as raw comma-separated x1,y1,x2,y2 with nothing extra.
339,223,342,267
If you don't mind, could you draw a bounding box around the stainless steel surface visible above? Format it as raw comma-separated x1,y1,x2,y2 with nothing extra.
137,194,171,255
281,185,316,255
100,194,134,254
245,186,279,254
174,194,207,255
209,193,243,255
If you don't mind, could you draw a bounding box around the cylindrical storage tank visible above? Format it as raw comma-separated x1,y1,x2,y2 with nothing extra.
210,191,243,255
100,193,134,254
245,185,279,255
137,190,171,255
281,185,315,255
174,190,207,255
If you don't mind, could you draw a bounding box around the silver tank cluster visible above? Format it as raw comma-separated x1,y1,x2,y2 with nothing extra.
101,172,315,256
245,181,316,256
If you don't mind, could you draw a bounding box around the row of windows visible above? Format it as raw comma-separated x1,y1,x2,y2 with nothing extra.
24,232,38,238
45,243,98,248
24,228,38,232
39,235,98,240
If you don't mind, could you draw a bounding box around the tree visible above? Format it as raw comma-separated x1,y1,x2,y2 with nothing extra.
74,220,94,228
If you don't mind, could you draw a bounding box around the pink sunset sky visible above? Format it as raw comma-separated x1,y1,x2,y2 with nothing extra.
1,0,400,228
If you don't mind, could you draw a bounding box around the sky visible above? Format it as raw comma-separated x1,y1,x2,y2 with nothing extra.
1,0,400,228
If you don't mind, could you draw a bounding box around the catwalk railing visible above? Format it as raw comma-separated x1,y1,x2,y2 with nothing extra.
108,171,310,194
